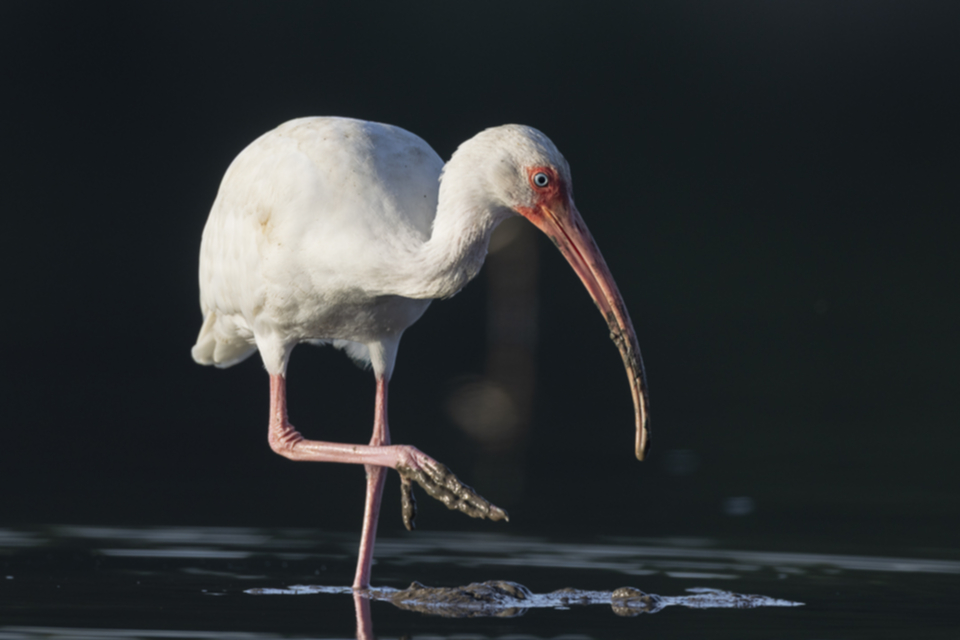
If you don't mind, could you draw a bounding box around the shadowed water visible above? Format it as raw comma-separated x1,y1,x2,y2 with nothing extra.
0,526,958,638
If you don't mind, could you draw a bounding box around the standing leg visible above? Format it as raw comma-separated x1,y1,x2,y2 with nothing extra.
266,373,508,590
353,377,390,590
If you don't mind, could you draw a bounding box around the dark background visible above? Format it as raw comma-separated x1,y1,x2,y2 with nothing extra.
2,1,958,552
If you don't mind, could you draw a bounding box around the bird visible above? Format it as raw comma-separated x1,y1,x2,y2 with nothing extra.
192,116,649,590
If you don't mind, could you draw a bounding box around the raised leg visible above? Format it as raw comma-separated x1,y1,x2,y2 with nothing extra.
266,374,508,590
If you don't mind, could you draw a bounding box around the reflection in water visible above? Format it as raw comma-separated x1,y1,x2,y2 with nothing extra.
52,525,281,547
5,526,960,576
2,526,959,639
99,548,253,559
270,530,960,589
372,531,960,576
353,591,373,640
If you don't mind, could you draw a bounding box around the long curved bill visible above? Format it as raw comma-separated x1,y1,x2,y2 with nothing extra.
528,201,650,460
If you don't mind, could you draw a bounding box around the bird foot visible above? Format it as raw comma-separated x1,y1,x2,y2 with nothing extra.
397,458,509,531
400,476,417,531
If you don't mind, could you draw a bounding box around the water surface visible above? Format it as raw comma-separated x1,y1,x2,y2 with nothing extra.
1,526,957,638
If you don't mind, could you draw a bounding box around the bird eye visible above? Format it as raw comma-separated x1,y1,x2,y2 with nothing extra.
533,172,550,188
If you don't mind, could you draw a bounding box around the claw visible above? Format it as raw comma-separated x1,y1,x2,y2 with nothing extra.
401,476,417,531
397,461,509,524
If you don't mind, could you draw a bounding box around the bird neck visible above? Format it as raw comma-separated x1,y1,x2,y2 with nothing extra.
409,200,502,299
405,157,513,300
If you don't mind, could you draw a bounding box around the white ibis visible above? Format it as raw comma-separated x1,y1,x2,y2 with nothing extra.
192,117,649,590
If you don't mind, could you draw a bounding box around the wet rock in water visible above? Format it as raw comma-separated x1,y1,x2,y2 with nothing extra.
253,581,801,617
388,580,532,618
548,586,599,607
611,586,665,616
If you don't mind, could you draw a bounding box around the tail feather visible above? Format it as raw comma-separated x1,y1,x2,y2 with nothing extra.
192,312,257,369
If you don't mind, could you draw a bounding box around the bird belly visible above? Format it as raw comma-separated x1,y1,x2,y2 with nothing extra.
252,291,431,375
278,292,432,345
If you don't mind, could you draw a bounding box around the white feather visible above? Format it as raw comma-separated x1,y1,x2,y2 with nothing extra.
193,117,567,377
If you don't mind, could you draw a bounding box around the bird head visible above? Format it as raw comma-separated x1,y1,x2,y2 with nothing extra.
457,125,651,460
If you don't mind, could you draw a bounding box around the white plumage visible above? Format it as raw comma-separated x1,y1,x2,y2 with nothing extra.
192,116,649,590
194,118,440,374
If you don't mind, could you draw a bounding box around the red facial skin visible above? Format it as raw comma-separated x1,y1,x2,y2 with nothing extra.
515,165,650,460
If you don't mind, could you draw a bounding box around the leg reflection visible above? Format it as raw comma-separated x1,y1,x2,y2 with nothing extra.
353,590,374,640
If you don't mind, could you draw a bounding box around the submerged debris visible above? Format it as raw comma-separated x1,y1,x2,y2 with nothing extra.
248,580,802,618
387,580,532,617
610,586,665,616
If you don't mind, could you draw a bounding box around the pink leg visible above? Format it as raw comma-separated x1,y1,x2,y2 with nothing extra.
353,378,390,590
268,374,428,471
266,373,508,590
